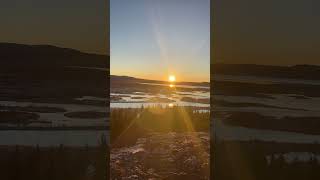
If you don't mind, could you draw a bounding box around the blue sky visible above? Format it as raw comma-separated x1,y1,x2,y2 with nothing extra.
111,0,210,82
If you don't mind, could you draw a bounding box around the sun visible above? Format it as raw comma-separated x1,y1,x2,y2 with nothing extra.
168,75,176,82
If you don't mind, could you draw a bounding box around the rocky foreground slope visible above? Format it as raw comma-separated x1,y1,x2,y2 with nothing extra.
111,132,209,180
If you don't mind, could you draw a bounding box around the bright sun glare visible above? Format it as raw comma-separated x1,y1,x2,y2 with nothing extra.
169,75,176,82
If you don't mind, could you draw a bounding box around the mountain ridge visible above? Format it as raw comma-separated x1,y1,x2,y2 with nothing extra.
212,63,320,80
0,43,109,69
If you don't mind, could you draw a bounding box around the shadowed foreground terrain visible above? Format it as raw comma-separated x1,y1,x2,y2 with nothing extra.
110,106,210,179
215,140,320,180
111,132,209,179
0,141,108,180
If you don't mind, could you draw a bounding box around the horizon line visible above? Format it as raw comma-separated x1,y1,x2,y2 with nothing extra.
110,74,210,83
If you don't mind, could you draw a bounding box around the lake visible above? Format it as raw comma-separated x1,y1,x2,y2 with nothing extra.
213,75,320,144
111,82,210,109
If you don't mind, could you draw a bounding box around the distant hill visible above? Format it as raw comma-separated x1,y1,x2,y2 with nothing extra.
111,75,141,82
212,63,320,80
0,43,109,101
0,43,109,69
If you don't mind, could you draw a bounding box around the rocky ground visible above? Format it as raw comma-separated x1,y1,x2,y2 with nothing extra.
111,132,209,180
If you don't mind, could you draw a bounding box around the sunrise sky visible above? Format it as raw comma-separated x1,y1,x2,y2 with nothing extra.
111,0,210,82
0,0,108,55
213,0,320,66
